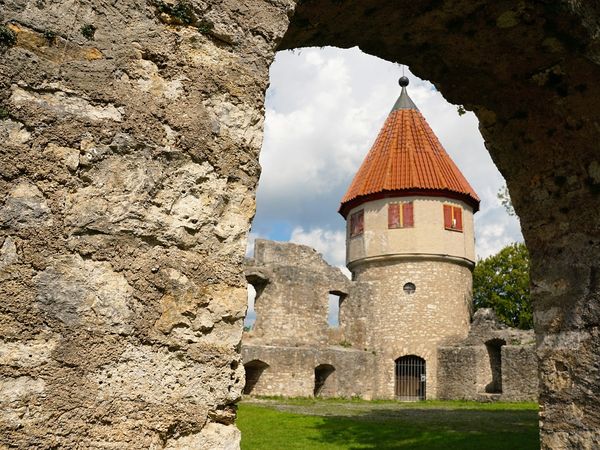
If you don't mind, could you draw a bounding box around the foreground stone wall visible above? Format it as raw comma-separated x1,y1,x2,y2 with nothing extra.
0,1,293,448
2,0,600,448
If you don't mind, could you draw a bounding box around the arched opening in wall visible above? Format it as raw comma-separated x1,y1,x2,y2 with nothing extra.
314,364,336,397
244,272,269,331
244,284,256,331
395,355,426,401
328,290,346,328
485,338,506,394
243,360,270,395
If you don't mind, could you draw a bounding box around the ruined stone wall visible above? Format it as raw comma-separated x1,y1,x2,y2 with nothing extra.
242,344,375,399
437,309,538,401
338,279,370,348
0,1,294,448
244,239,351,347
2,0,600,448
353,258,472,398
502,345,539,402
244,239,474,401
437,346,490,400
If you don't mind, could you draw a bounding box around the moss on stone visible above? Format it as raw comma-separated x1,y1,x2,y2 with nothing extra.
0,25,17,47
80,24,96,40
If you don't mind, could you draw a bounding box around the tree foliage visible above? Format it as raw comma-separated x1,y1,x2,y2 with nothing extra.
497,184,516,216
473,243,532,329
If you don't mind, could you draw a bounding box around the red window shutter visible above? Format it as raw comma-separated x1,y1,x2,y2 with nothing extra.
350,210,364,237
454,207,463,231
357,210,364,234
403,202,414,228
443,205,452,229
388,204,400,228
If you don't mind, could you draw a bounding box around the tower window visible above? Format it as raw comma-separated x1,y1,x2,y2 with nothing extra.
443,204,463,232
349,210,364,237
403,282,416,294
388,202,414,229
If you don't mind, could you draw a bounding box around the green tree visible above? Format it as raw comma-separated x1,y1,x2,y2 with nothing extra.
473,243,532,329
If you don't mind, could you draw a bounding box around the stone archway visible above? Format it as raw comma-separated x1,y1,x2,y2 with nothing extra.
280,2,600,448
0,1,598,449
243,360,270,395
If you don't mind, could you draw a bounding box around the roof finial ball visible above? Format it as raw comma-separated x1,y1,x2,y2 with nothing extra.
399,76,410,87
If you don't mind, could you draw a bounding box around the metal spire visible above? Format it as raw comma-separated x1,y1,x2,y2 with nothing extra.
391,76,418,112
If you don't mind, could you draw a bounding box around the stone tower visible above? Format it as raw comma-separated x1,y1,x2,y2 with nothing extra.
339,77,480,399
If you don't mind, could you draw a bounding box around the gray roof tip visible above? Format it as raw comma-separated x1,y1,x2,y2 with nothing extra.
391,85,419,112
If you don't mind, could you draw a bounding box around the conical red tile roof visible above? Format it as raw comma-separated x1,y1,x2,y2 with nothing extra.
339,82,480,218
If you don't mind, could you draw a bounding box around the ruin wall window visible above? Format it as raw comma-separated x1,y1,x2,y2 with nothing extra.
349,210,364,237
328,292,345,328
388,202,414,229
443,204,463,232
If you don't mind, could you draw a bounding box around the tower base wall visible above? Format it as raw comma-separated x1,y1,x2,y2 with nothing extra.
352,257,473,399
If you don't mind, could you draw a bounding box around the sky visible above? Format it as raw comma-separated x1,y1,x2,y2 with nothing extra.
245,46,524,326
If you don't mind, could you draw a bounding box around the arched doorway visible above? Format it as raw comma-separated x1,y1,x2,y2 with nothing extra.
395,355,426,401
243,360,269,395
314,364,336,397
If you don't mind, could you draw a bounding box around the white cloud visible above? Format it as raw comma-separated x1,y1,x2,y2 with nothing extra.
289,226,346,268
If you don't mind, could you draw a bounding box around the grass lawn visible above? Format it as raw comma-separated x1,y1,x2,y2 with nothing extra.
237,398,539,450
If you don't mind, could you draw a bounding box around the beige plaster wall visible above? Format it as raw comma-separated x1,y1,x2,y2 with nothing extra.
346,196,475,268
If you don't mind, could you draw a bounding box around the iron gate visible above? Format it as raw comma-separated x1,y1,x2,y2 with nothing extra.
395,355,426,401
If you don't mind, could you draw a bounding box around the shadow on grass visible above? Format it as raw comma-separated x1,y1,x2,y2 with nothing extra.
309,408,539,450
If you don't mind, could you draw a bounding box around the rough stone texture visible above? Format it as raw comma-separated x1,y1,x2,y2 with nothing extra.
437,309,538,402
244,239,351,347
242,345,375,399
0,0,293,448
1,0,600,448
502,345,539,402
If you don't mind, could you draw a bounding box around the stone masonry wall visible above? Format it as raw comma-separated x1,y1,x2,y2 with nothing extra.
244,239,351,347
242,345,375,399
0,1,294,448
437,309,538,401
3,0,600,448
353,258,472,398
242,244,537,403
437,346,490,400
502,345,539,402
